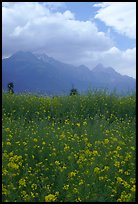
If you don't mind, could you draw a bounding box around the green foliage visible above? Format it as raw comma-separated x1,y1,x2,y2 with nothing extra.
2,91,136,202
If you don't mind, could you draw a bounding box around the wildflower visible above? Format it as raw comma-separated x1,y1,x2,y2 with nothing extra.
117,191,132,202
122,181,130,189
31,184,37,190
79,179,84,185
116,146,122,151
124,171,130,175
129,178,135,184
8,162,19,169
73,188,79,193
55,161,60,166
114,161,120,168
112,189,117,194
99,176,104,181
2,168,8,176
103,166,109,171
64,144,70,152
68,171,77,178
130,185,136,192
92,150,98,156
94,167,100,174
75,197,81,202
63,184,69,190
33,138,38,142
76,123,80,127
118,169,123,173
5,128,10,132
83,121,87,125
45,194,57,202
116,177,123,184
6,141,11,145
104,138,109,144
19,178,26,187
2,184,8,195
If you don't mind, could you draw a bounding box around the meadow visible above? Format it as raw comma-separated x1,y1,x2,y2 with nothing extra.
2,91,136,202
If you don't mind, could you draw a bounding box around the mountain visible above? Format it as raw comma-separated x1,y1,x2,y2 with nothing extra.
2,51,136,95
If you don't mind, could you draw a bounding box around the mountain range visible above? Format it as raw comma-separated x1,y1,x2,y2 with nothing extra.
2,51,136,95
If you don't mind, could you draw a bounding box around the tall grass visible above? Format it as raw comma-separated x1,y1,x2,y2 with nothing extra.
2,91,136,202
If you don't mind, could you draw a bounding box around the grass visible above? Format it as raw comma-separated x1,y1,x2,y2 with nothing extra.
2,91,136,202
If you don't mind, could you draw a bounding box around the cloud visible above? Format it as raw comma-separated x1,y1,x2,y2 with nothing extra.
94,2,136,39
2,2,112,56
42,2,66,11
98,47,136,78
2,2,136,78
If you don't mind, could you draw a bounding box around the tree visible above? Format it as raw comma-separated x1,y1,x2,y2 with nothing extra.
8,82,14,94
70,88,79,96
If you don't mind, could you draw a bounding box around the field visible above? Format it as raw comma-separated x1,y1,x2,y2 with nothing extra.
2,91,136,202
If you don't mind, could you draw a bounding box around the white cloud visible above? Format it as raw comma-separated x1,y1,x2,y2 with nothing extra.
42,2,66,11
2,2,136,78
2,2,112,56
94,2,136,39
99,47,136,78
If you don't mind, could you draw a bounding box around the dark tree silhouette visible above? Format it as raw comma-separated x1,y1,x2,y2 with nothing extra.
8,82,14,94
70,88,79,96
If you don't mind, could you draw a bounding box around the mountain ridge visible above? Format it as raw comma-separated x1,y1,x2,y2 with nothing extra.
2,51,136,95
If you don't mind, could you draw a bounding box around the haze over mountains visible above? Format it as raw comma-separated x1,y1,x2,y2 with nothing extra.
2,51,136,95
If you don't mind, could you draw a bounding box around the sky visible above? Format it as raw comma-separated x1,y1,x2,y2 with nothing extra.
2,2,136,78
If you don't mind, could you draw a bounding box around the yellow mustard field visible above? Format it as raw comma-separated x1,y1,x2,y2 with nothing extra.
2,91,136,202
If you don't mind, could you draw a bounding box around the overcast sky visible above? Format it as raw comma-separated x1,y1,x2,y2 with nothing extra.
2,2,136,78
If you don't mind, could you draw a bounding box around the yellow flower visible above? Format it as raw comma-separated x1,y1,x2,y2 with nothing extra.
75,197,81,202
103,166,109,171
116,177,123,184
8,162,19,169
83,121,87,125
112,189,117,194
92,150,98,156
55,161,60,166
129,178,135,184
64,144,70,152
79,179,84,185
68,171,77,178
118,169,123,173
33,138,38,142
31,184,37,190
45,194,57,202
6,141,11,146
124,171,130,175
94,167,100,174
130,185,136,192
116,146,122,151
99,176,104,181
114,161,120,168
5,128,10,132
2,168,8,176
104,138,109,144
63,184,69,190
19,178,26,187
76,123,80,127
2,184,8,195
73,188,79,193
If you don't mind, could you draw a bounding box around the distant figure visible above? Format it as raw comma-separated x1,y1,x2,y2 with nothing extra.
8,82,14,94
